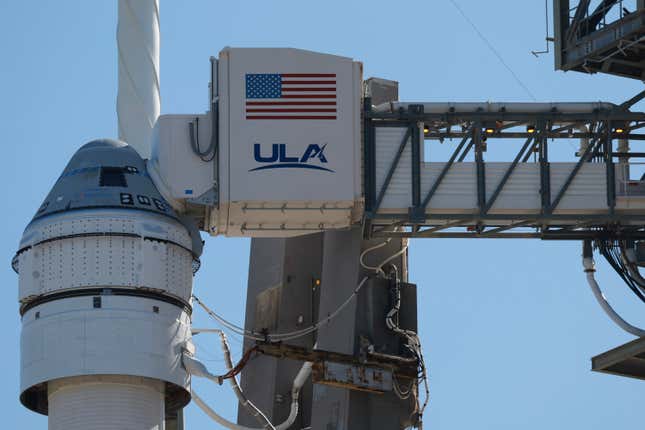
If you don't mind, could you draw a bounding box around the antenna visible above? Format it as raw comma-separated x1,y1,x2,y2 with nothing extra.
532,0,554,57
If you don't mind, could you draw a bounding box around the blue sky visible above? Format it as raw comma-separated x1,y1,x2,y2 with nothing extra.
1,1,644,428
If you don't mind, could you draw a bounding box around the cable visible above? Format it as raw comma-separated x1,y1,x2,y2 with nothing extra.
583,241,645,337
362,242,429,426
187,333,314,430
619,243,645,295
360,240,391,275
185,329,275,429
193,275,370,342
360,239,408,277
188,114,217,162
596,240,645,303
448,0,537,101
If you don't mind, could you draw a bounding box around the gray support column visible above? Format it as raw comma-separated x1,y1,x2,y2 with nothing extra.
311,228,416,430
238,235,323,428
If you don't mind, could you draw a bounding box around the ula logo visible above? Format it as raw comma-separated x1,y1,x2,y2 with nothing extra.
250,143,333,172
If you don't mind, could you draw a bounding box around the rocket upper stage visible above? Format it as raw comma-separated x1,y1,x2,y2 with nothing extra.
13,139,199,419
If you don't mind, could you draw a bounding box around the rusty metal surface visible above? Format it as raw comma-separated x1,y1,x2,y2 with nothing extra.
312,362,393,394
255,341,417,394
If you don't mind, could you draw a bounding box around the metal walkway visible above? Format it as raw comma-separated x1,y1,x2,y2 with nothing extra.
363,95,645,240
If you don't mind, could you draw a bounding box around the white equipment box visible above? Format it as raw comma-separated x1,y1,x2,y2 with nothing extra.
152,48,363,236
151,113,215,206
214,47,363,236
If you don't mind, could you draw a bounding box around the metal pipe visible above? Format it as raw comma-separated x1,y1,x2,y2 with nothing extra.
574,124,590,156
185,330,314,430
217,333,276,429
582,242,645,337
192,390,257,430
117,0,160,159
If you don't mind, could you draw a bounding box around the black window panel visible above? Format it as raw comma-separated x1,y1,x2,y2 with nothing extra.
99,167,127,187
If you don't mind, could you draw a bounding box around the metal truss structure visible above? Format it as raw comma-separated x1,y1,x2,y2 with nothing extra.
363,93,645,240
554,0,645,79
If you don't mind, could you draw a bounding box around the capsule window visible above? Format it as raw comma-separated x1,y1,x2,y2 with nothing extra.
99,167,127,187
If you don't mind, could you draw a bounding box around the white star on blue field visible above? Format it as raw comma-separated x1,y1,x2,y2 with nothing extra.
246,74,282,99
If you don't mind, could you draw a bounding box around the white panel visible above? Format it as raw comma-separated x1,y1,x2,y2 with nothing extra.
375,127,410,209
421,163,477,211
49,376,164,430
550,163,608,211
374,126,611,216
17,210,194,303
17,248,37,301
19,209,193,251
485,163,541,212
21,296,191,395
151,114,214,200
19,236,192,303
142,239,166,292
222,47,360,202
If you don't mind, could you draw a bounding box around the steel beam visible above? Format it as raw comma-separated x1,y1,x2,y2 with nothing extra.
238,235,323,428
310,228,417,430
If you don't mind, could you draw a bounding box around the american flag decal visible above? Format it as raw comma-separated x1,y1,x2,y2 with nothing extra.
245,73,337,120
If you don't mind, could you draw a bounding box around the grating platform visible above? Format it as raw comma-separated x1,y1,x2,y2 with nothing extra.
592,337,645,380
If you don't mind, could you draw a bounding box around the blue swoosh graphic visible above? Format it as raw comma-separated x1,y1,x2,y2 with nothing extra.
249,163,334,173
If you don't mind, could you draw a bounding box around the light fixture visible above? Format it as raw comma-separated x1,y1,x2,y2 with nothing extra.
526,125,536,134
485,127,495,134
614,127,626,134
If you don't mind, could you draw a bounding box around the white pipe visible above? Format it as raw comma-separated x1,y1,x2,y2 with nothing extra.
186,332,313,430
373,101,616,114
280,361,313,430
182,353,221,384
117,0,160,159
217,333,275,429
574,124,589,157
192,390,256,430
582,256,645,337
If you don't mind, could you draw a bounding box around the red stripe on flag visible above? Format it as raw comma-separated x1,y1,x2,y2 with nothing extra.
282,80,336,85
281,94,336,99
246,108,337,113
246,115,337,120
281,87,336,92
246,101,337,106
280,73,336,77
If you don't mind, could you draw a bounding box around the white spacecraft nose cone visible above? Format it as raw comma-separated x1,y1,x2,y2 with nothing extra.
13,139,199,418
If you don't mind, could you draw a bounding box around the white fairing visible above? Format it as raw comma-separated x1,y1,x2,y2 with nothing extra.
213,47,363,236
21,296,191,397
117,0,160,159
16,208,194,415
48,376,164,430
